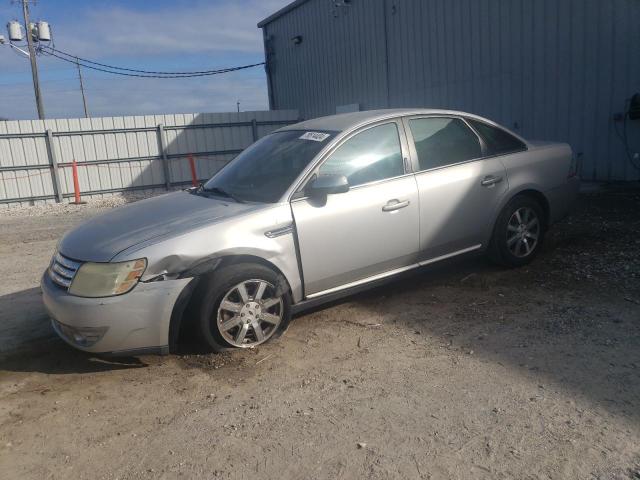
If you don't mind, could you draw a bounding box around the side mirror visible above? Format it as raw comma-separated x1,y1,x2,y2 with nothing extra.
306,174,349,197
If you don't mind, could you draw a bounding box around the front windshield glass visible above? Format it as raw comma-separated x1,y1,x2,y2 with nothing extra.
203,130,336,203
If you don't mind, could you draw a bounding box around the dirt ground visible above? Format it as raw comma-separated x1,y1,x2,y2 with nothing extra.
1,186,639,480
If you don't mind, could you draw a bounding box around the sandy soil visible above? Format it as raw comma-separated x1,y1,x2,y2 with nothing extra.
0,187,639,480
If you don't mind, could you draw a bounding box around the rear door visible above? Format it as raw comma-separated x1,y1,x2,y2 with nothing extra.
291,121,420,296
402,115,509,260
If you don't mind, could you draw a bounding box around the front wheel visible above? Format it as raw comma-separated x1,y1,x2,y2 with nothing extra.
196,263,291,351
488,196,545,267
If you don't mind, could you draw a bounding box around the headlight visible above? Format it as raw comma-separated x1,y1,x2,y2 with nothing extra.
69,258,147,297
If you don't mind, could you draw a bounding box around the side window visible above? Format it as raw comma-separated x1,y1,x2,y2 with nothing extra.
408,117,482,171
467,119,526,155
318,123,404,187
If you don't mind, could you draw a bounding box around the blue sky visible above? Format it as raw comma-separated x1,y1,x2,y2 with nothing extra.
0,0,290,119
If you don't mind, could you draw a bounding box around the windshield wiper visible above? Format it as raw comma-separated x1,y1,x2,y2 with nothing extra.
201,186,244,203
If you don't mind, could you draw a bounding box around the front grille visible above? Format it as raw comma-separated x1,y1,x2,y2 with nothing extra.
48,252,82,289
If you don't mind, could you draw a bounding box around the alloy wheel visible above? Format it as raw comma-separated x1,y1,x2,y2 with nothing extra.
216,279,283,347
506,207,540,258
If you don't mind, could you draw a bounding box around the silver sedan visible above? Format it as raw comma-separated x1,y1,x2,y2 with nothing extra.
41,109,580,355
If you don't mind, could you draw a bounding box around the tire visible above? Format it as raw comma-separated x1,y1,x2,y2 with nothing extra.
488,195,545,267
195,262,291,352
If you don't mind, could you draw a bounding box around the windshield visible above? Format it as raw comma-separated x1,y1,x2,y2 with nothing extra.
203,130,336,203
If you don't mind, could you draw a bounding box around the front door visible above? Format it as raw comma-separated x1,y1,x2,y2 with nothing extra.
291,121,420,296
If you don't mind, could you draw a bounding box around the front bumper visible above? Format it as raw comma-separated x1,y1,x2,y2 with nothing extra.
41,273,191,355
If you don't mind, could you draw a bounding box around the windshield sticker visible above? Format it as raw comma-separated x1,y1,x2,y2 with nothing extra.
299,132,330,142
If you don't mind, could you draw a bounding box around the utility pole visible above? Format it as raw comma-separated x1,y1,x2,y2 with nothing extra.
76,57,89,118
21,0,44,119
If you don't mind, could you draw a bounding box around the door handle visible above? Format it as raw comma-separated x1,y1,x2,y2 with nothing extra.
481,175,503,187
382,199,410,212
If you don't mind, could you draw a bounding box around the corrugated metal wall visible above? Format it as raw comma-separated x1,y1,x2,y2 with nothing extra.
261,0,640,181
0,110,299,207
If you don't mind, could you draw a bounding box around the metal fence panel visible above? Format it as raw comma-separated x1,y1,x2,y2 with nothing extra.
0,110,299,207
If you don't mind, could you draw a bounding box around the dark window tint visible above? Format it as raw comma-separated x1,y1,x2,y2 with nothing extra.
203,130,335,203
318,123,404,187
468,119,526,155
408,117,482,171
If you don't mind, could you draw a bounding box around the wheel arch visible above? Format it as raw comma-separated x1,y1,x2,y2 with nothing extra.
484,186,551,248
168,253,293,352
512,188,551,229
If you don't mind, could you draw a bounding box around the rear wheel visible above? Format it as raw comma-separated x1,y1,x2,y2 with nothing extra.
196,263,291,351
489,196,545,267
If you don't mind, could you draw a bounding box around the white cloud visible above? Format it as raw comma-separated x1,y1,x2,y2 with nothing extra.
86,75,270,116
1,72,271,119
54,0,290,58
0,0,293,119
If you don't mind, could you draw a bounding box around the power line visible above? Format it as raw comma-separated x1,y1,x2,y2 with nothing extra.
47,46,263,76
41,47,265,78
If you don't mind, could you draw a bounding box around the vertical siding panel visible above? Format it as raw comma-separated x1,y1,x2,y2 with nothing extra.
56,119,71,195
620,0,640,181
595,0,615,181
510,0,524,133
479,0,492,116
112,116,127,190
0,122,9,201
20,122,36,199
499,0,510,125
582,0,600,180
521,0,534,137
460,0,473,112
14,122,27,199
469,0,480,114
444,0,457,109
147,115,162,185
556,0,572,144
7,122,24,201
568,0,586,169
543,0,558,140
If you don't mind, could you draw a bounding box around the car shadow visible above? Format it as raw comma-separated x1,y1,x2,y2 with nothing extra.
327,189,640,425
2,187,638,424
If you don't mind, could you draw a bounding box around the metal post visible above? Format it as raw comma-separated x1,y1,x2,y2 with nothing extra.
71,159,84,204
76,57,89,118
22,0,45,119
188,154,198,187
45,129,63,202
262,30,276,110
157,124,171,189
251,118,258,142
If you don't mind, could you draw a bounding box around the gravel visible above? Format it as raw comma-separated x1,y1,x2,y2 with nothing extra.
1,191,165,218
0,184,639,479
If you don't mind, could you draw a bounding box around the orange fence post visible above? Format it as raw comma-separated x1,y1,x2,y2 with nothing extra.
188,154,198,187
71,159,83,204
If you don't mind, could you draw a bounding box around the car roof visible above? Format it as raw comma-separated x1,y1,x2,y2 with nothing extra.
278,108,482,133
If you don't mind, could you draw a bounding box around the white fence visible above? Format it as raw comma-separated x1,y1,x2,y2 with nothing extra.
0,110,299,207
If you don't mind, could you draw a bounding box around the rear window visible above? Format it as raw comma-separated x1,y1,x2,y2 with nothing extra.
408,117,482,171
467,119,527,156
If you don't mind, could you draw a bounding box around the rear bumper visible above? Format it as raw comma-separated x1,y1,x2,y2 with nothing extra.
547,176,580,224
41,273,191,355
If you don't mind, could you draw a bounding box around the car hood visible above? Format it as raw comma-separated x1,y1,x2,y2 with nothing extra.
58,191,262,262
